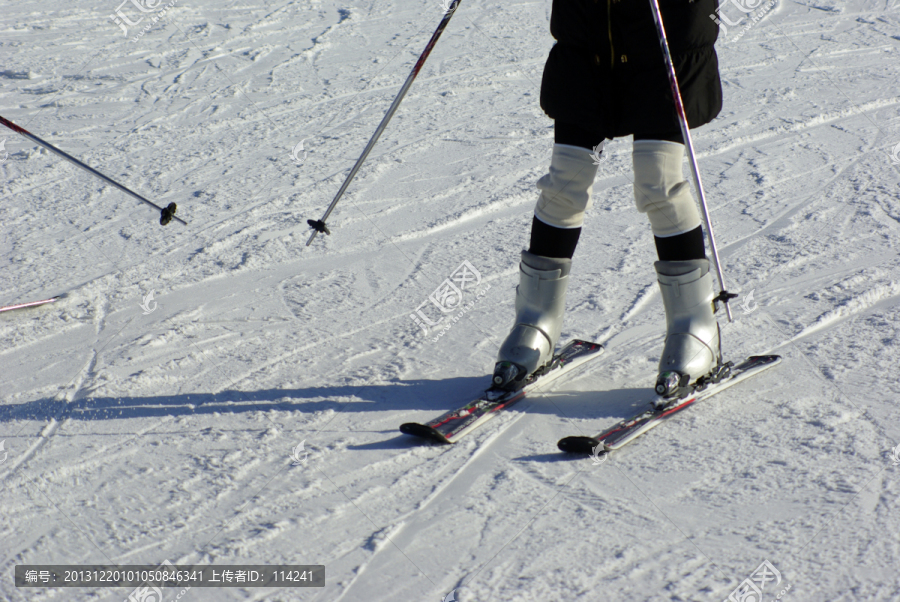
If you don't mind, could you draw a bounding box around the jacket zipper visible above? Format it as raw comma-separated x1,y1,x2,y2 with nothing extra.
607,0,614,69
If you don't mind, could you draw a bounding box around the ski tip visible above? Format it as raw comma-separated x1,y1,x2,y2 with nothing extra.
400,422,451,444
557,435,602,455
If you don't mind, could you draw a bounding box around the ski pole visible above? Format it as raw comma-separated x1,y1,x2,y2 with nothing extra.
0,296,61,314
646,0,736,321
306,0,461,246
0,115,185,226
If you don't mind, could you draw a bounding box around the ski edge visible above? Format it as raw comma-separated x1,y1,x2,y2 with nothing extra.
558,354,782,454
401,339,604,444
605,354,782,450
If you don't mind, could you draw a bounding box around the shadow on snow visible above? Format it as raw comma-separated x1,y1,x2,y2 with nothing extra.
2,379,654,453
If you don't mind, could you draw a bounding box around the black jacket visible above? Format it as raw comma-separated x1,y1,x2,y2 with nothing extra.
540,0,722,138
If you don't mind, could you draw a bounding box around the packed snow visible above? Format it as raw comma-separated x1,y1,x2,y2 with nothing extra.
2,0,899,600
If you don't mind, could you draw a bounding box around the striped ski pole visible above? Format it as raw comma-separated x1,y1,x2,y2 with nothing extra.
646,0,736,321
0,296,61,314
0,115,185,226
306,0,462,246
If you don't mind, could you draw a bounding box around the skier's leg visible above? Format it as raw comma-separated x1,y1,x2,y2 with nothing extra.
494,123,601,388
528,216,581,259
632,134,702,239
632,133,721,400
654,226,705,262
633,131,707,261
527,122,602,259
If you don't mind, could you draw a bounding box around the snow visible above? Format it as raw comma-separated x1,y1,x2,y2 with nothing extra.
1,0,900,600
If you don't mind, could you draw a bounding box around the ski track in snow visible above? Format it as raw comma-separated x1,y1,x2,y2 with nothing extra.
2,0,900,600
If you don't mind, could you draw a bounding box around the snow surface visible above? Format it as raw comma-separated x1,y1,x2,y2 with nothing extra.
2,0,900,600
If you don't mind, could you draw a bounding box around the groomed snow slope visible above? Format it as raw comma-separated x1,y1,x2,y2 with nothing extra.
1,0,900,600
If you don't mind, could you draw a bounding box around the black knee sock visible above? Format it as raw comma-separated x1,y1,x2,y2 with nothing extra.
528,216,581,259
654,226,706,261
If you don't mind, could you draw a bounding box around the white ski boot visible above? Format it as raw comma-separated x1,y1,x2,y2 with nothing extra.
493,250,571,389
653,259,723,405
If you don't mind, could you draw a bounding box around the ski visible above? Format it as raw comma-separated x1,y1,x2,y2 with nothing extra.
0,296,61,314
401,339,604,444
557,354,781,454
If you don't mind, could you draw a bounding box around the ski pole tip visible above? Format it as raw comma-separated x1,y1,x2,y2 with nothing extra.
307,219,330,236
714,290,738,321
160,202,177,226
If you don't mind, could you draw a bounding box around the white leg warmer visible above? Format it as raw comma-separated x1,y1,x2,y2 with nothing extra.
632,140,702,238
534,143,599,229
